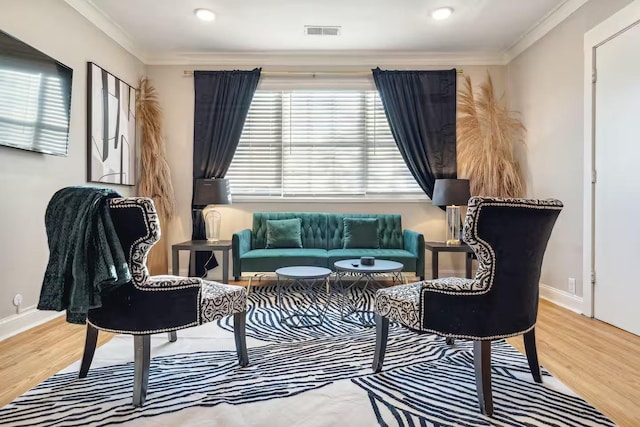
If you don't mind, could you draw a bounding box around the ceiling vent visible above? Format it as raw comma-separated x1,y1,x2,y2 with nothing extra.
304,26,341,36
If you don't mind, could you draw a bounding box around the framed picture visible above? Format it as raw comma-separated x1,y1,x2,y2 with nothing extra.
87,62,136,186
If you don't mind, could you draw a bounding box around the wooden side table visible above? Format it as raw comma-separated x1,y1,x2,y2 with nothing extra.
171,240,232,283
425,241,475,279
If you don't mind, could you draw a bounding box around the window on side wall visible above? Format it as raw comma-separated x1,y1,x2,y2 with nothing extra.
226,90,422,199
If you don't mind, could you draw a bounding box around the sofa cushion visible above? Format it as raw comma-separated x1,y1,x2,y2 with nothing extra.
240,248,328,272
327,249,417,272
266,218,302,249
343,217,380,249
327,214,404,250
253,213,328,249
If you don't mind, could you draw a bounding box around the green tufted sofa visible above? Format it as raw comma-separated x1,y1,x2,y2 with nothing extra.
232,212,425,280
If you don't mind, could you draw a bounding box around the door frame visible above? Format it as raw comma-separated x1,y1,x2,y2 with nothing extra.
583,0,640,317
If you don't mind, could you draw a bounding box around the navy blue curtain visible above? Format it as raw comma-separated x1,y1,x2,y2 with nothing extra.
372,68,457,198
191,69,261,277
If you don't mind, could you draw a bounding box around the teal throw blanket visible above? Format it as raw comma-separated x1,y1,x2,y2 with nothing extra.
38,187,132,324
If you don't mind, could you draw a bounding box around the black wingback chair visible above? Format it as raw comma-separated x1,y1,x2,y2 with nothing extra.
372,197,563,416
80,197,249,407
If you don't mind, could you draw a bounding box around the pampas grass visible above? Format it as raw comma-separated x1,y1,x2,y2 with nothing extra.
137,77,175,274
137,77,175,220
457,74,526,198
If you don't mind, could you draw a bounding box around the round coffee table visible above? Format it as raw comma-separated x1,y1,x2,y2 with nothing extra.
334,259,404,326
275,266,333,328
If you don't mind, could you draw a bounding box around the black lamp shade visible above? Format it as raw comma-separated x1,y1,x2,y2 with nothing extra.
431,179,471,206
193,178,231,208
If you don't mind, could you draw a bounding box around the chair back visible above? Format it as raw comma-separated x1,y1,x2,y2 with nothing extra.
107,197,160,287
463,197,562,329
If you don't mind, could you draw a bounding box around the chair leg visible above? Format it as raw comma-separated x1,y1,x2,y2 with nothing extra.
372,314,389,373
168,331,177,342
79,324,99,378
234,311,249,367
247,275,254,294
446,337,455,345
524,328,543,383
133,335,151,407
473,340,493,416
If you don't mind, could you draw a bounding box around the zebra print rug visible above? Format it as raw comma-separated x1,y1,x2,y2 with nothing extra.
0,285,614,426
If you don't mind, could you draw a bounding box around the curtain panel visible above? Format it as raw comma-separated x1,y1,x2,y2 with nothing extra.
191,69,261,277
372,68,457,198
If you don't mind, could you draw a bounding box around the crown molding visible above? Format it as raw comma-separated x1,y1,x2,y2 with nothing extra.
63,0,148,63
144,50,506,67
64,0,587,68
503,0,590,63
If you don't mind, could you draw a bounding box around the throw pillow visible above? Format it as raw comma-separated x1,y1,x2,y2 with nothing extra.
343,217,380,249
266,218,303,248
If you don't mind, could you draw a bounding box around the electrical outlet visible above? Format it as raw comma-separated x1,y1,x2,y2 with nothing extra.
13,293,23,307
568,278,576,295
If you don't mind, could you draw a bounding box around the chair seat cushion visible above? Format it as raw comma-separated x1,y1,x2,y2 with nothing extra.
200,280,246,324
375,283,421,329
327,249,416,272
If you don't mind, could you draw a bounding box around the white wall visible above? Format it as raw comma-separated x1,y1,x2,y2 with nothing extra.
146,63,506,280
507,0,633,297
0,0,145,324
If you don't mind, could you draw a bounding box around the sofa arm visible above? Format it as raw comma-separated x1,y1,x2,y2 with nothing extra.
404,229,425,280
232,229,252,279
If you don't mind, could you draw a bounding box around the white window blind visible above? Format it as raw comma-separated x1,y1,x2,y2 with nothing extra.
226,92,282,196
282,91,365,196
364,92,421,195
226,90,422,198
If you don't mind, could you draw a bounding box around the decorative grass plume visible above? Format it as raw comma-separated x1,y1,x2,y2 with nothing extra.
136,77,175,220
136,77,175,274
457,74,526,198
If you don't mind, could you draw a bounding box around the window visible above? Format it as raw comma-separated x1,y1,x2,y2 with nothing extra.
226,90,422,198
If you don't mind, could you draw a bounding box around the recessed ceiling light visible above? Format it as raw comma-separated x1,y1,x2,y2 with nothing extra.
195,8,216,22
431,7,453,20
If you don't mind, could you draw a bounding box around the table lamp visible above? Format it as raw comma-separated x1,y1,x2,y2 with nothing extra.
432,179,471,245
193,178,232,242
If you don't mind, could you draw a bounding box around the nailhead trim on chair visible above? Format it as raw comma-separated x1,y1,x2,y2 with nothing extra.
86,320,200,335
418,323,536,341
95,198,249,335
419,197,563,331
108,198,160,290
88,280,248,334
144,276,203,288
372,198,562,339
421,277,481,292
421,198,564,297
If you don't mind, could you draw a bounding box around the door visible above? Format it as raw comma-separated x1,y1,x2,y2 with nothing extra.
594,20,640,335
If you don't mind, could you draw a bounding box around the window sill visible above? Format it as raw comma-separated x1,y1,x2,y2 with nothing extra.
231,196,429,204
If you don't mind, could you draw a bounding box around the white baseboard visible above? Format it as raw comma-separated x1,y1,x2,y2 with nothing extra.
0,306,64,342
539,283,583,314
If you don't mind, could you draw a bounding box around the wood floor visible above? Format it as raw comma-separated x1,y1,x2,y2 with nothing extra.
1,293,639,426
